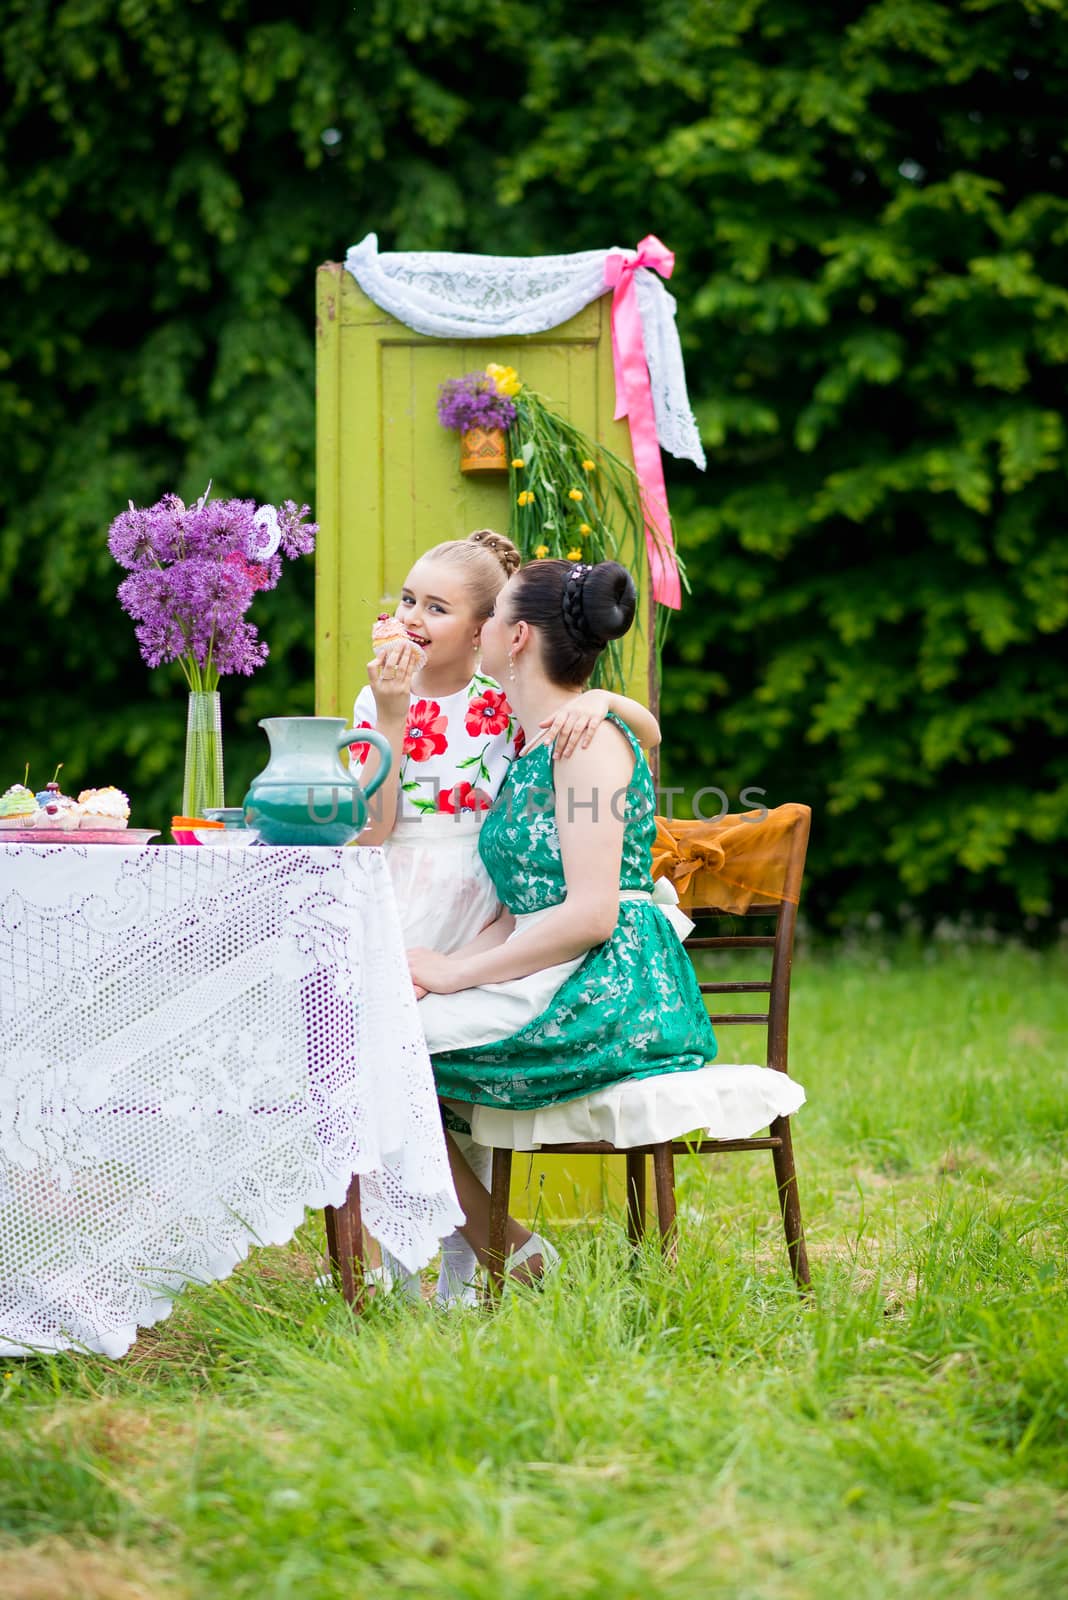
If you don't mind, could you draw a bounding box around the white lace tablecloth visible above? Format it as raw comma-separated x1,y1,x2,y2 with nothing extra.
0,843,462,1358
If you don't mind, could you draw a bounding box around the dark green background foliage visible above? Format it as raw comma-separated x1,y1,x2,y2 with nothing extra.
2,0,1065,924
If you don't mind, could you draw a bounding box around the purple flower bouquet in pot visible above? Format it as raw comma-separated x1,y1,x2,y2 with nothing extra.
108,487,316,823
437,367,518,474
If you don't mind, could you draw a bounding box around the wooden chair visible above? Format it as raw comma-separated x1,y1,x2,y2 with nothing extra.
485,803,812,1295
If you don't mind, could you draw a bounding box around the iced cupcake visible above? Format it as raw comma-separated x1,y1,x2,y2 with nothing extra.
33,793,83,830
32,767,82,829
34,765,66,808
0,784,38,829
372,613,426,668
77,786,130,829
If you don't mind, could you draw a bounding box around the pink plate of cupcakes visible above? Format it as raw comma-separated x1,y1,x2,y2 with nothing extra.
0,768,159,845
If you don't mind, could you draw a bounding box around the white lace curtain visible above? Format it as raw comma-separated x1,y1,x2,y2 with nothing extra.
345,233,706,472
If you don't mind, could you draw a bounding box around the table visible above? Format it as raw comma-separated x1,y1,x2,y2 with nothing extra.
0,842,462,1358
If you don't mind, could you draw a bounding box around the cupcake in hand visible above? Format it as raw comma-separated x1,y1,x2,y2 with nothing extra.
372,613,426,669
77,786,130,829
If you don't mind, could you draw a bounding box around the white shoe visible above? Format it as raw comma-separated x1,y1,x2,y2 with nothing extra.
504,1232,560,1287
439,1280,479,1310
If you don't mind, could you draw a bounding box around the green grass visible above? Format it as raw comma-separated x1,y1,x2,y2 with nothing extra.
2,943,1066,1599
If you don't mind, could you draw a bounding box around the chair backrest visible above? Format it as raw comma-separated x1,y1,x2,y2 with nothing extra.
679,807,811,1076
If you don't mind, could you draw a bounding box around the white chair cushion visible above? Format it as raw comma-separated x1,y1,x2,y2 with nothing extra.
468,1064,805,1152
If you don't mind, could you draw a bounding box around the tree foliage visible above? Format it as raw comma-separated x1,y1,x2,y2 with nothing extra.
2,0,1066,922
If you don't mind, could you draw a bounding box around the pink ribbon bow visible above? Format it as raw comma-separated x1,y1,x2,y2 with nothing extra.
604,234,681,610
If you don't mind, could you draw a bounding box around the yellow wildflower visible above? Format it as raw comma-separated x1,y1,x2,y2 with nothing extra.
582,458,596,472
534,544,549,559
568,488,583,502
517,490,534,507
566,548,582,561
486,362,522,397
578,523,591,535
511,458,525,470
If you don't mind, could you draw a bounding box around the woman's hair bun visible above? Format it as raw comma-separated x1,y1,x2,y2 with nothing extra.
467,527,521,578
507,556,637,687
580,561,637,643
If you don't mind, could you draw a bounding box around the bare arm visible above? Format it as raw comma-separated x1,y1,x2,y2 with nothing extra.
607,692,661,751
408,908,514,1000
440,908,516,960
355,645,420,846
539,689,661,759
408,723,634,994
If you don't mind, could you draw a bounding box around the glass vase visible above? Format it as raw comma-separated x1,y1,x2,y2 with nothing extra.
182,691,225,817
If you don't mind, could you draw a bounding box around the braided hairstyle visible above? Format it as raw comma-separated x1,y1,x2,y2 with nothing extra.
421,529,521,619
506,559,637,687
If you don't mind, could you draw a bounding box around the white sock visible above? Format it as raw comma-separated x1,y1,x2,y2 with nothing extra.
380,1247,423,1302
437,1135,494,1306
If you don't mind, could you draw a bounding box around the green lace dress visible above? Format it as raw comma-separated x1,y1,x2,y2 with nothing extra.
429,715,717,1110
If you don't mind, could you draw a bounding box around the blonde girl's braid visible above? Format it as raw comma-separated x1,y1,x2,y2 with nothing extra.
421,528,521,618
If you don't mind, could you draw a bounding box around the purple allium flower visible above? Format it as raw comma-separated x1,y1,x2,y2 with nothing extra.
277,501,318,559
437,372,518,432
108,504,176,568
132,615,188,670
109,489,316,686
212,619,270,677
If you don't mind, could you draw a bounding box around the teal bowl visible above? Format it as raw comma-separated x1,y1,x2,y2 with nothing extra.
203,807,250,830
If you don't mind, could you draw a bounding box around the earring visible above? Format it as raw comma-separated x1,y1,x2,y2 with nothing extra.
507,651,517,683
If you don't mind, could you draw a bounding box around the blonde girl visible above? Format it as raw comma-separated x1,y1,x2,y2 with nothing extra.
351,530,660,1302
353,530,660,951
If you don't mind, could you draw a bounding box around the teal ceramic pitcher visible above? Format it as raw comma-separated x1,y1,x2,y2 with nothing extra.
242,717,392,847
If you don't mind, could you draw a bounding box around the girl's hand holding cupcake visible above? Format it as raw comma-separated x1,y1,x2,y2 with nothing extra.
366,640,421,714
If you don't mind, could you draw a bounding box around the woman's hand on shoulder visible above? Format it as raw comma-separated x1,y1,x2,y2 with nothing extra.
556,710,639,777
540,689,610,760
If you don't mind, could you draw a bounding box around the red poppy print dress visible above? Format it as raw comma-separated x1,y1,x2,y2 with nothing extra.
351,672,524,953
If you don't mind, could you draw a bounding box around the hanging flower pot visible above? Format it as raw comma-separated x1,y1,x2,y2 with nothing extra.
460,426,508,474
438,368,519,476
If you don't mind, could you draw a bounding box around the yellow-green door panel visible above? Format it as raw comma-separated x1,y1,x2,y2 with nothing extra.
315,261,651,1220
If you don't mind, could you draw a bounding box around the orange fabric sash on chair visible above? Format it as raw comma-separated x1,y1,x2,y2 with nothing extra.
651,804,811,913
